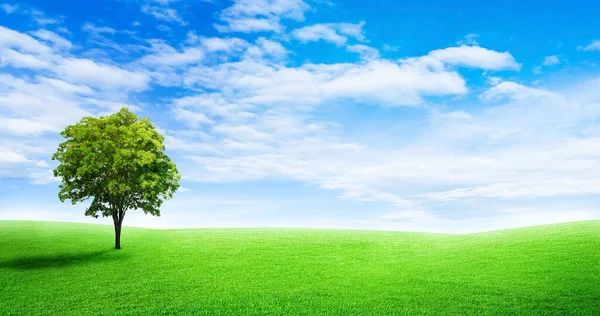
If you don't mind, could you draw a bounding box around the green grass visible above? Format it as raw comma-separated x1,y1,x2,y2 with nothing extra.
1,220,599,315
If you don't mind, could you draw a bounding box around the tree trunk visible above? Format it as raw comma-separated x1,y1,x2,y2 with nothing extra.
114,222,122,249
112,206,126,250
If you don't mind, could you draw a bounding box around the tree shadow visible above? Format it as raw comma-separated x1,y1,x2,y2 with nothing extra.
0,249,122,270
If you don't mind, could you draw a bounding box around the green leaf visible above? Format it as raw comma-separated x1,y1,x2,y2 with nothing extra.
52,107,181,220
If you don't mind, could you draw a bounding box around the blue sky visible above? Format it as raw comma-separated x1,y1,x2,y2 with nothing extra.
1,0,600,233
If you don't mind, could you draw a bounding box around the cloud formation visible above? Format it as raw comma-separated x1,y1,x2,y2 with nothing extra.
1,0,600,232
292,22,365,45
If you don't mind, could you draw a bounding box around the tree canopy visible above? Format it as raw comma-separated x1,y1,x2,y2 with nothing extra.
52,107,180,248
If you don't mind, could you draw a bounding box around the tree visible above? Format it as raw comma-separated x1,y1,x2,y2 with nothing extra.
52,108,181,249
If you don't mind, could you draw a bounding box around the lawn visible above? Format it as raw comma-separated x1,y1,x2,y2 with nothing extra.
0,220,599,315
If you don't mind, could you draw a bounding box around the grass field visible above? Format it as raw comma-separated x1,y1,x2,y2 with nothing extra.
1,220,599,315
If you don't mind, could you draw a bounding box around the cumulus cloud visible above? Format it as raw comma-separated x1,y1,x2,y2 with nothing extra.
421,45,521,70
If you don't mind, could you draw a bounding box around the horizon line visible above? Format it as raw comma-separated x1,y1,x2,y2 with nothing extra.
2,218,598,235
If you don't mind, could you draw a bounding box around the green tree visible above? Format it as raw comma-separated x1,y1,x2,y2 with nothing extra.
52,108,181,249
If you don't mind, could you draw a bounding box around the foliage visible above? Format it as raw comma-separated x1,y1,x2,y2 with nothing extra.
51,108,180,247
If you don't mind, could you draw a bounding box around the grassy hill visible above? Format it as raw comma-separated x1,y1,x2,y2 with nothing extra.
1,220,599,315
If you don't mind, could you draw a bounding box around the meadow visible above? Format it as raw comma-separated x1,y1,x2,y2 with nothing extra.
1,220,599,315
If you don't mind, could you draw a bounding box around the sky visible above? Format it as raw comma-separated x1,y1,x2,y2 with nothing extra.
1,0,600,233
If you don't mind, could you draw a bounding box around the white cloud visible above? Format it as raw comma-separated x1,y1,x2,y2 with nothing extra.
382,44,399,52
37,77,95,95
0,149,30,163
141,5,186,25
178,186,190,192
170,60,600,209
82,22,117,35
172,108,214,127
0,48,54,69
149,0,179,4
56,58,150,91
1,3,19,14
183,56,468,108
425,45,520,70
215,0,309,33
2,6,599,233
30,29,72,50
0,148,51,184
28,168,59,184
0,26,149,186
29,10,62,26
243,37,287,60
0,73,129,131
215,18,280,33
542,55,560,66
0,26,53,54
292,22,365,45
457,33,479,46
138,41,204,66
346,44,380,60
0,117,61,135
580,40,600,51
480,81,559,101
200,36,248,52
427,179,600,200
293,25,345,45
221,0,309,20
1,5,62,25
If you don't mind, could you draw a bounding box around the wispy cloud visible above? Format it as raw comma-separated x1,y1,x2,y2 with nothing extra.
542,55,560,66
214,0,310,33
82,22,117,35
292,22,365,45
346,44,380,60
141,4,186,25
580,40,600,51
0,3,63,25
1,3,19,14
